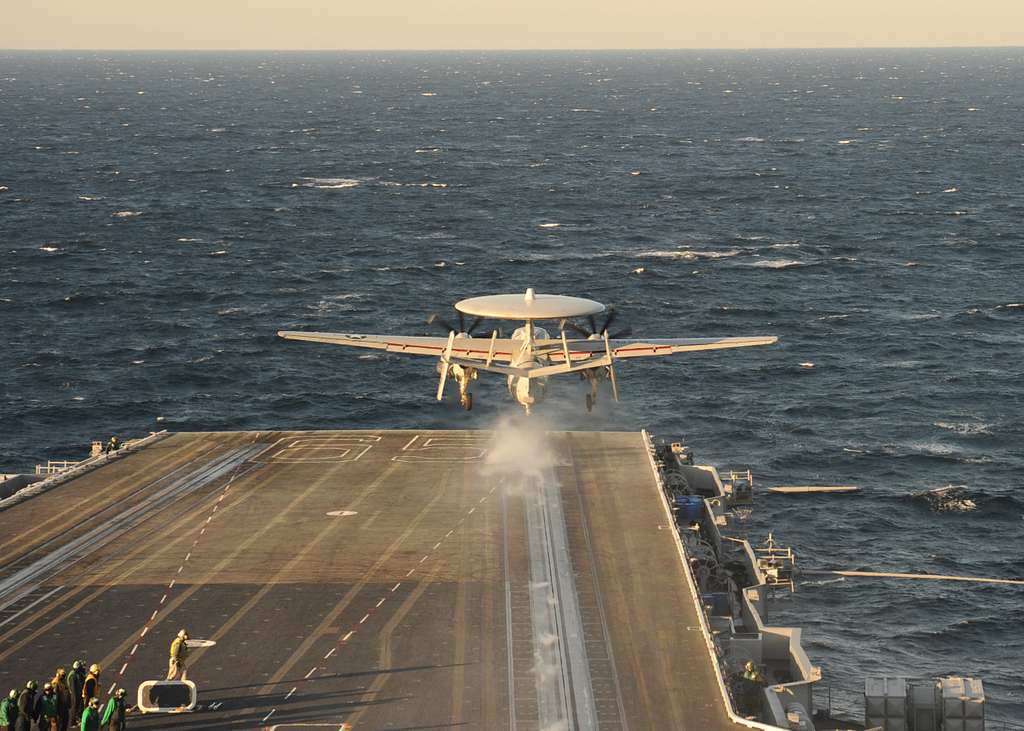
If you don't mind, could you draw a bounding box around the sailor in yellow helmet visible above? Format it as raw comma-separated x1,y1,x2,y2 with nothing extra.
167,629,190,681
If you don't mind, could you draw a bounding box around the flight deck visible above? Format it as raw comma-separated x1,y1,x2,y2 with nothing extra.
0,430,746,730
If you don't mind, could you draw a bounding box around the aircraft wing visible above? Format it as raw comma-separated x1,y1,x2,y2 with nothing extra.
542,335,778,362
277,331,518,362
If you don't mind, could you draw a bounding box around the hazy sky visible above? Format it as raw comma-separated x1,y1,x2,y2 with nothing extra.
2,1,1023,50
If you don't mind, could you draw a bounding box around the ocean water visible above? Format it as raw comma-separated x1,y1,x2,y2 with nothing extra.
1,49,1022,723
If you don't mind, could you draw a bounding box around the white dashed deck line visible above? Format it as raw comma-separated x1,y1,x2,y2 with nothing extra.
262,709,276,723
112,452,255,684
285,468,499,715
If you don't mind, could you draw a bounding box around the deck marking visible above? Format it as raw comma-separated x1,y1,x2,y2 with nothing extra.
108,683,117,694
108,443,267,683
0,585,64,629
285,687,296,700
288,461,499,715
262,709,276,723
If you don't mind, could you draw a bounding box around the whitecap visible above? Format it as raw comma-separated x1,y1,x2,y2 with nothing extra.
415,147,442,153
112,210,141,218
934,421,992,436
539,223,561,228
132,359,145,364
943,186,959,193
998,303,1024,310
735,136,765,143
72,396,85,401
747,259,804,269
799,362,815,368
209,250,228,256
631,267,646,274
629,170,641,175
358,354,380,360
0,186,8,192
837,139,854,145
413,182,448,188
295,177,360,189
639,249,740,261
78,195,101,201
433,261,447,268
210,127,226,133
177,238,203,243
570,108,599,113
420,92,436,96
39,245,61,252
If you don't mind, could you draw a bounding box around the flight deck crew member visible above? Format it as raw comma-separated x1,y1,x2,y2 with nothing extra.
0,689,18,731
79,699,99,731
50,670,69,731
38,684,57,731
166,629,189,681
100,689,127,731
14,682,35,731
81,667,100,714
68,662,84,725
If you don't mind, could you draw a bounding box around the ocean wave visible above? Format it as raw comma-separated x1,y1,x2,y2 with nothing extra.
639,249,741,260
539,223,561,228
294,177,361,189
934,421,993,436
745,259,806,269
734,136,766,143
111,210,142,218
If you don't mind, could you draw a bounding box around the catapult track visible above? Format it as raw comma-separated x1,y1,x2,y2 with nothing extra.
0,430,750,730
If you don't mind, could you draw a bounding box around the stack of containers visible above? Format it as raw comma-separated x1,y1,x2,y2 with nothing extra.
865,677,907,731
940,677,984,731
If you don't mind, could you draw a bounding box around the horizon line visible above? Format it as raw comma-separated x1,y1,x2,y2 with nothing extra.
2,44,1024,53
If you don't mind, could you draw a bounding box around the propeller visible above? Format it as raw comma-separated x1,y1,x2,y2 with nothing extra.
427,310,486,336
561,307,632,339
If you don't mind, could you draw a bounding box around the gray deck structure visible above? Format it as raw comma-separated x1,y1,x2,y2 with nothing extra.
0,430,748,730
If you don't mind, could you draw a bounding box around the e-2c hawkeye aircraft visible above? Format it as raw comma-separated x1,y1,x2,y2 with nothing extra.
278,289,777,414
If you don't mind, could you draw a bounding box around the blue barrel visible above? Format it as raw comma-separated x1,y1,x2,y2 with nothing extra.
673,494,704,524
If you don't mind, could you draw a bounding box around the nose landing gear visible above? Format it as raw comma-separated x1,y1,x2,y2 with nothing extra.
454,365,477,411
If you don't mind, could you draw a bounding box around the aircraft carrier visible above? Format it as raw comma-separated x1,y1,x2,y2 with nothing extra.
0,428,820,730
